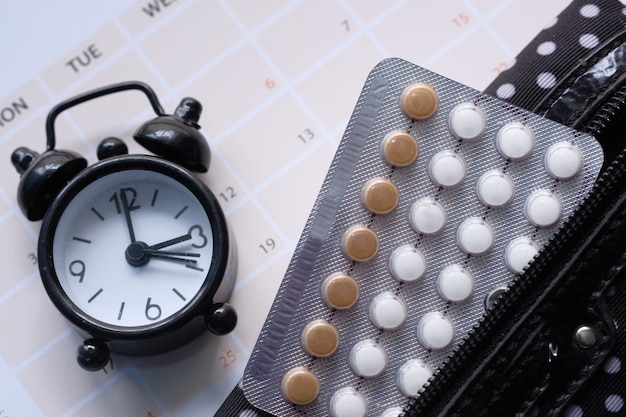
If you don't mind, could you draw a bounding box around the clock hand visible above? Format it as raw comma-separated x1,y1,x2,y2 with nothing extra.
148,233,192,250
126,242,200,267
147,253,199,265
142,249,200,258
120,189,138,243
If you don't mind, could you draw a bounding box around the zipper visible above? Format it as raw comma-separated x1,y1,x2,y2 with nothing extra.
405,74,626,417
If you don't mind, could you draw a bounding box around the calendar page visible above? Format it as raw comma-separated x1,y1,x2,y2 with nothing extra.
0,1,570,416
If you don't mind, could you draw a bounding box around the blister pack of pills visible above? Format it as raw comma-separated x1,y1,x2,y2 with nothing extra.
242,58,604,417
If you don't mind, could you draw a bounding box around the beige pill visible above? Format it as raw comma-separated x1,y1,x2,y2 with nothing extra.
281,367,320,405
361,178,399,214
400,82,439,120
342,225,379,262
322,272,359,310
301,319,340,357
381,130,419,167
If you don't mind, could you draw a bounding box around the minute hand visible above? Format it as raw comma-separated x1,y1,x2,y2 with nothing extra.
148,233,192,250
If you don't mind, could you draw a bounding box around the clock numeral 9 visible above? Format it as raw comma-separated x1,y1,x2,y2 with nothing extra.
259,238,276,254
145,298,162,321
69,260,86,282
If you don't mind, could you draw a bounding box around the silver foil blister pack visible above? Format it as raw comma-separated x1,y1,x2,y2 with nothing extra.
242,58,604,417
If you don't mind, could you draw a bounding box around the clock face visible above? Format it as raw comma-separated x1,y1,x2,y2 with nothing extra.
49,161,217,329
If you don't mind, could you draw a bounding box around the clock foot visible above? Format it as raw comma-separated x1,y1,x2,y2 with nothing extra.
205,303,237,335
77,338,110,371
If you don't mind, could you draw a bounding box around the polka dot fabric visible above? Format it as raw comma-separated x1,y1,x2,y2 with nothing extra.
484,0,626,114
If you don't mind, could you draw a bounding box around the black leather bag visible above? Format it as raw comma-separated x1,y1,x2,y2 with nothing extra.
407,1,626,415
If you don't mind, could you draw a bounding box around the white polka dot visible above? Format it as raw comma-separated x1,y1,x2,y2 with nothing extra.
605,394,624,413
537,72,557,89
580,4,600,18
563,405,584,417
496,83,516,99
579,33,600,49
544,16,558,29
537,41,556,55
604,356,622,374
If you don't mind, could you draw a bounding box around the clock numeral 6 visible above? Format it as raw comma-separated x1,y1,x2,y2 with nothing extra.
219,349,237,368
145,298,162,321
69,260,86,283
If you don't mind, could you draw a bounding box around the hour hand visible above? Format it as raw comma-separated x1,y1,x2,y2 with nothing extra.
120,188,140,243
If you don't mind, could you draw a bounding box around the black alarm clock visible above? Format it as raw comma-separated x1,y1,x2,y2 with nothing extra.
11,81,237,371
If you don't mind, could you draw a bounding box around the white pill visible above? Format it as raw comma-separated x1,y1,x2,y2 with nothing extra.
329,387,368,417
369,292,407,331
397,359,433,397
349,339,388,378
496,122,535,161
544,141,583,180
448,102,486,141
389,245,427,283
417,312,455,350
456,217,495,256
380,407,404,417
476,170,515,207
504,237,539,273
409,197,447,235
429,150,467,189
437,264,475,303
524,189,562,228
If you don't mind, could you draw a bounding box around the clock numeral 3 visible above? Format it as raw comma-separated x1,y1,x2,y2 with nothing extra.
189,225,208,248
145,297,162,321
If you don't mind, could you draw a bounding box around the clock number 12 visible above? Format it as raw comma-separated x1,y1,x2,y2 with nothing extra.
109,187,140,214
